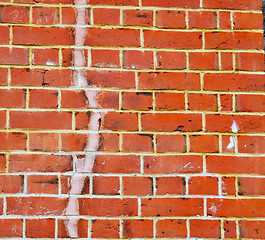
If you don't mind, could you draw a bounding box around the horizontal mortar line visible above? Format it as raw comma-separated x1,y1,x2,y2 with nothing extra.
3,172,265,178
1,45,264,53
0,2,263,13
2,193,265,199
2,150,265,157
2,108,265,115
2,216,265,222
3,22,265,33
1,130,265,136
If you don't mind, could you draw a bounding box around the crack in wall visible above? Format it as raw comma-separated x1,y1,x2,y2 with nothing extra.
63,0,103,237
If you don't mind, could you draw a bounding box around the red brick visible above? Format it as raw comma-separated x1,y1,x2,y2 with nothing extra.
75,111,91,130
0,6,29,23
204,73,265,92
221,52,233,70
0,175,23,193
203,0,261,10
58,219,88,238
79,198,138,216
94,8,120,25
208,199,265,217
238,177,265,196
0,155,6,172
188,93,217,111
156,10,186,28
190,135,219,153
100,133,120,152
190,220,220,238
13,27,74,46
29,133,59,152
234,12,263,30
97,91,119,109
122,92,152,111
61,90,87,109
139,72,200,90
90,0,138,5
32,7,59,25
86,70,135,89
240,221,265,239
123,176,152,195
141,113,202,132
142,198,203,216
0,132,26,151
93,155,140,173
156,177,185,195
10,111,72,130
142,0,200,8
236,52,264,71
7,197,67,216
144,155,203,174
91,49,120,68
124,9,153,26
0,219,23,237
9,154,72,172
123,134,153,152
0,68,8,85
27,175,58,194
26,219,55,238
123,219,153,238
189,52,218,70
156,51,186,69
61,133,87,151
189,11,217,29
224,220,237,238
156,219,187,238
236,94,265,112
206,114,265,133
11,68,73,87
221,177,236,196
144,30,202,49
220,94,233,111
32,48,59,66
0,89,26,108
156,134,186,153
156,92,185,110
222,135,236,153
238,136,265,154
219,11,232,29
205,32,264,50
93,176,119,195
0,26,9,44
189,176,218,195
207,156,265,175
123,50,153,69
85,28,140,47
91,220,119,238
61,7,76,24
15,0,73,3
29,89,58,108
0,47,29,65
103,112,138,131
0,110,6,128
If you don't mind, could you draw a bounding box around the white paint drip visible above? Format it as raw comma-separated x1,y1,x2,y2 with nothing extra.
226,136,235,150
63,0,103,237
231,121,239,133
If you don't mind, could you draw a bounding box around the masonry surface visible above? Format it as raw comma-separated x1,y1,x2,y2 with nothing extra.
0,0,264,239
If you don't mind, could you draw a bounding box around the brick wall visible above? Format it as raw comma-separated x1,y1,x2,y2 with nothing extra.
0,0,264,238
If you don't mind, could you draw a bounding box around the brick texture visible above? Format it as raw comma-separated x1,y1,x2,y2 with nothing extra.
0,0,264,238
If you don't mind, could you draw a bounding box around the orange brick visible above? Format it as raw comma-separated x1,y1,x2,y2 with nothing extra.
123,176,152,195
93,8,120,25
156,219,187,238
93,176,119,195
190,135,219,153
189,11,217,29
124,9,153,26
156,10,186,28
189,176,218,195
156,177,185,195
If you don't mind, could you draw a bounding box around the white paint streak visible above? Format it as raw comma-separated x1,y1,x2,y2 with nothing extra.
64,0,103,237
231,121,239,133
209,204,217,215
226,136,235,150
46,61,56,66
